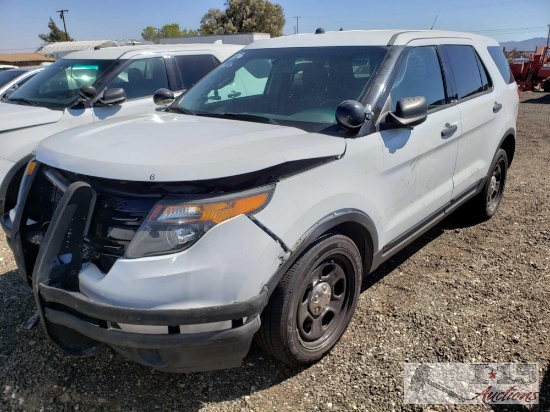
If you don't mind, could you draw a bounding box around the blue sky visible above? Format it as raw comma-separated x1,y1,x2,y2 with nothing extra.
0,0,548,53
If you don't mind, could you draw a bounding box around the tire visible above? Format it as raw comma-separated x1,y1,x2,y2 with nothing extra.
256,234,363,367
543,79,550,93
467,148,508,222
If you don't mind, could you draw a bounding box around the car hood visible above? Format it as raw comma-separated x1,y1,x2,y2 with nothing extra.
0,102,63,132
37,112,346,181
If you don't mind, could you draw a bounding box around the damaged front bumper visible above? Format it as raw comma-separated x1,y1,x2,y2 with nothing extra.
3,165,279,373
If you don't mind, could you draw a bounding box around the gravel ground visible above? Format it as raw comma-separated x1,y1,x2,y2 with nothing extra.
1,91,549,412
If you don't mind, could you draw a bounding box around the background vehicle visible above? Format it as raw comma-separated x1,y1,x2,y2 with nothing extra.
0,43,243,215
2,30,518,373
0,65,44,100
509,45,550,91
0,64,18,72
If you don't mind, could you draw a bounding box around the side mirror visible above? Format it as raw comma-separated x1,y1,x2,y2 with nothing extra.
79,85,97,100
99,88,126,105
153,88,175,106
335,100,370,129
382,96,427,129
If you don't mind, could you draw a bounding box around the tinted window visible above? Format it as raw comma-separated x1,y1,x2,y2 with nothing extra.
445,45,485,100
0,69,26,87
108,57,168,100
8,59,116,109
488,46,515,84
475,53,492,92
175,55,219,90
391,46,446,111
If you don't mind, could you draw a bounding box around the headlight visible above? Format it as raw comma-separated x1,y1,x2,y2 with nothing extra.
125,185,274,258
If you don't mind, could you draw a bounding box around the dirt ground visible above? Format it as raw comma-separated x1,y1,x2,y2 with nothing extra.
1,91,549,412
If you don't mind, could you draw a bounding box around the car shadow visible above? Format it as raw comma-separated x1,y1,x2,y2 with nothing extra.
361,208,475,292
522,93,550,105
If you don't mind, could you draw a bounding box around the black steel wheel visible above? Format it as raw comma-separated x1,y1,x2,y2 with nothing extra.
467,148,508,221
255,234,363,366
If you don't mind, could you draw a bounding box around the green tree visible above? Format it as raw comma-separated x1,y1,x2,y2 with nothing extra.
141,24,200,43
141,26,159,42
160,23,183,38
38,17,74,42
200,0,285,37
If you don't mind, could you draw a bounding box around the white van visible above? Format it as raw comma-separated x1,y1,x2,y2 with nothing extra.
0,44,243,214
2,30,518,372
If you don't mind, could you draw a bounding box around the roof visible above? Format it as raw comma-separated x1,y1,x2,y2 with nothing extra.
61,43,244,60
246,30,499,49
36,40,119,54
0,53,54,63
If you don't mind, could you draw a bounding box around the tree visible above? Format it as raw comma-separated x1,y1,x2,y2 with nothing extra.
38,17,74,42
141,26,159,42
200,0,285,37
141,24,200,43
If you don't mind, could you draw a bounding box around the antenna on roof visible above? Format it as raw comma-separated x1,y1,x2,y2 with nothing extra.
430,15,438,30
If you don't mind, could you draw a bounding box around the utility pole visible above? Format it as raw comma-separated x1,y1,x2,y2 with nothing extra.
293,16,301,34
546,24,550,48
57,10,69,41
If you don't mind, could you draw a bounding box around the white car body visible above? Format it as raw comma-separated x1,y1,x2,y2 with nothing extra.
3,30,518,372
0,43,243,213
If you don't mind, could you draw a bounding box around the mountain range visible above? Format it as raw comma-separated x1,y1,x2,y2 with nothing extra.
500,37,548,52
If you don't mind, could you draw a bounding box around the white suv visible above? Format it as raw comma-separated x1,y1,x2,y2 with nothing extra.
0,43,243,215
2,30,518,373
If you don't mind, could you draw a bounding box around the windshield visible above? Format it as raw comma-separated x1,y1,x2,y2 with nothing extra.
177,46,389,133
7,58,118,109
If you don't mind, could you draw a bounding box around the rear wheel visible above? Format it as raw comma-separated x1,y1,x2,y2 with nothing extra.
256,234,363,366
466,148,508,222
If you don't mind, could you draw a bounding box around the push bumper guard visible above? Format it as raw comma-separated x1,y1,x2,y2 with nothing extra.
9,166,268,372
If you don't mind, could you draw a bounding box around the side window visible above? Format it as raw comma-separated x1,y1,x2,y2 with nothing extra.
175,54,220,90
487,46,515,84
390,46,446,111
475,52,492,92
107,57,168,100
445,45,487,100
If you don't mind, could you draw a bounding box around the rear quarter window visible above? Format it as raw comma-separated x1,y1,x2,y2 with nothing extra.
175,55,220,90
445,45,489,100
487,46,515,84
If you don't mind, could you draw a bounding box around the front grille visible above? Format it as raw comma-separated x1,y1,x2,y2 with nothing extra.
21,165,216,275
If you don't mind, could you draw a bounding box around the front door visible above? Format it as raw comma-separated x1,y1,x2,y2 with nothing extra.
91,57,171,121
377,44,460,246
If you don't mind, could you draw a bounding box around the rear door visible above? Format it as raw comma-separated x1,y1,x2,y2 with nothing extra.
441,45,508,198
377,43,460,245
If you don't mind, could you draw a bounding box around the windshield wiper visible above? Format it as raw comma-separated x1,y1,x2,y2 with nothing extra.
165,106,195,115
196,112,278,125
8,97,40,107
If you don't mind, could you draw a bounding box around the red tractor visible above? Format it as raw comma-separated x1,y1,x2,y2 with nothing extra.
510,45,550,91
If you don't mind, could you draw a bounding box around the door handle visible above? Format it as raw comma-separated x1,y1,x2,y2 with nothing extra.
493,102,502,113
441,123,457,139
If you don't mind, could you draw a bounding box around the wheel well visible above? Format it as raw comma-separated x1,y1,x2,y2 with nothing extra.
1,165,25,214
500,134,515,167
329,221,373,274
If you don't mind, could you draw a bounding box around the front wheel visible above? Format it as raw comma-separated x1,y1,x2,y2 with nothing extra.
255,234,363,367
